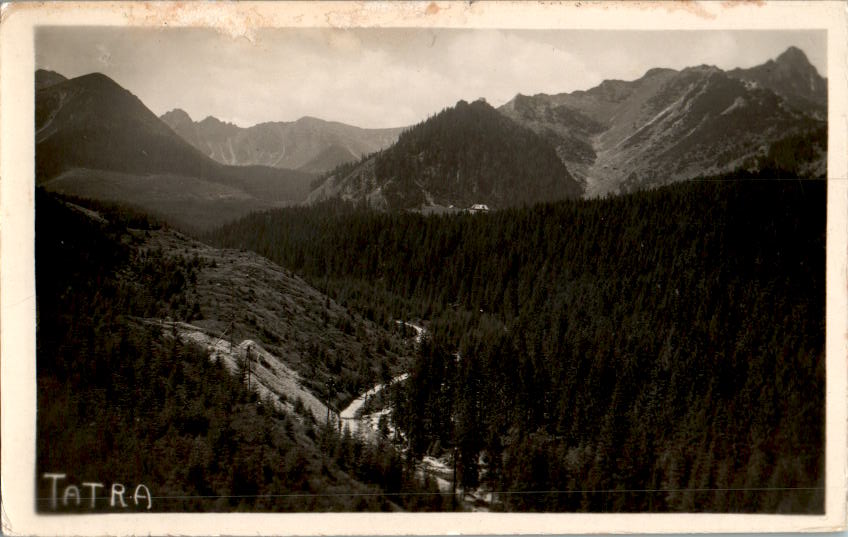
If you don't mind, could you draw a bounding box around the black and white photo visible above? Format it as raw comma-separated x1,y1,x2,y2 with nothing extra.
1,1,846,535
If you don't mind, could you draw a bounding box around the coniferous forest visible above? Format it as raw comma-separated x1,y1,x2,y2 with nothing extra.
208,171,825,512
37,169,826,513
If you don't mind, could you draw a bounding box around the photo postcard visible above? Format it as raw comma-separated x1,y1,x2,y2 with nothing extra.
1,1,846,535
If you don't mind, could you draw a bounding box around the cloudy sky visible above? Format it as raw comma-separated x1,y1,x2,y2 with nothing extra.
36,27,826,129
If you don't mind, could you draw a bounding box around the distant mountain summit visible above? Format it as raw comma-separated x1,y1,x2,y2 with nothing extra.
309,99,582,210
160,109,405,174
159,108,200,135
500,46,827,196
728,46,826,116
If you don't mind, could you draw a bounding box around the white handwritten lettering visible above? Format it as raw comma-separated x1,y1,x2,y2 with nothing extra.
62,485,81,507
133,484,152,510
110,483,127,508
42,473,66,509
81,482,103,508
41,474,151,510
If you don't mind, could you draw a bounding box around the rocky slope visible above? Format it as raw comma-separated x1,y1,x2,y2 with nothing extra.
499,47,827,196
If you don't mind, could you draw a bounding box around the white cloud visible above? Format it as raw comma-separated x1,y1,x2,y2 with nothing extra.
95,43,112,67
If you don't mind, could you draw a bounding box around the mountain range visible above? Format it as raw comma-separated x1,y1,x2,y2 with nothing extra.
159,109,405,174
309,46,827,207
499,46,827,196
34,45,827,224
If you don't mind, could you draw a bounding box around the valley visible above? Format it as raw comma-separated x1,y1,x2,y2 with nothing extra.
36,165,827,513
36,192,458,512
208,176,826,513
40,168,289,232
153,312,454,502
33,41,828,515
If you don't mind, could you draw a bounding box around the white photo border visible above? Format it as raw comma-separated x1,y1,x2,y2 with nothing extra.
1,1,846,535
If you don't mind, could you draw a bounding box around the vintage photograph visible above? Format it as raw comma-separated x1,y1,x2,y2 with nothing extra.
2,1,847,535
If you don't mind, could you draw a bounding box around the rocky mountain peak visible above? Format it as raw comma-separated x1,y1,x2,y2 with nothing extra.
198,115,234,128
160,108,194,125
775,45,814,69
727,46,826,113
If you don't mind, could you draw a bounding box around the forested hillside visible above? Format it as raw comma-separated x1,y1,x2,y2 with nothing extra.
36,191,453,512
308,99,582,209
209,173,825,512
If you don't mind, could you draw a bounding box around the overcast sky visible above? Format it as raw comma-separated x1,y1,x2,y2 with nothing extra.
36,28,826,129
